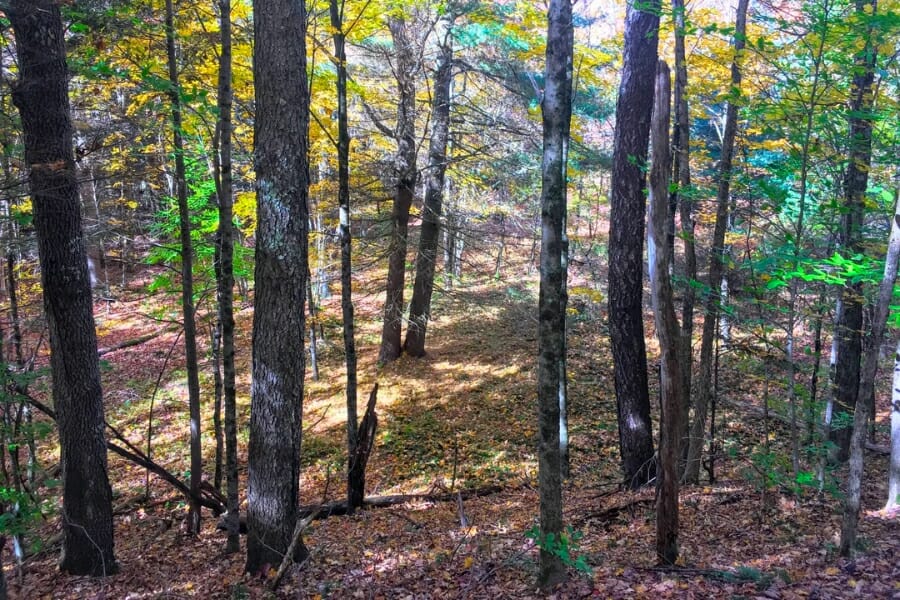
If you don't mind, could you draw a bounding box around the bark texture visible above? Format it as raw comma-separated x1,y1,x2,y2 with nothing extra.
671,0,697,469
831,0,877,462
405,30,453,358
648,61,683,566
536,0,573,588
330,0,363,511
246,0,310,573
683,0,748,484
607,0,660,489
378,16,418,363
838,0,879,555
165,0,203,536
9,0,116,575
215,0,240,553
887,335,900,510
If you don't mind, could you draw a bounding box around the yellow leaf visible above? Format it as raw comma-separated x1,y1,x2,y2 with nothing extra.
825,567,839,576
463,556,473,569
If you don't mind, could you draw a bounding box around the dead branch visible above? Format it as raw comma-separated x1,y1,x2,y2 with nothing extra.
19,389,225,515
97,327,172,356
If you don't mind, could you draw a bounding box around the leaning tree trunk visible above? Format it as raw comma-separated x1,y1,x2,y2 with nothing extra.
214,0,240,554
405,30,453,358
607,0,661,489
683,0,748,485
164,0,203,534
536,0,573,588
9,0,116,575
378,16,417,363
841,164,893,556
648,61,683,567
838,0,879,555
246,0,310,574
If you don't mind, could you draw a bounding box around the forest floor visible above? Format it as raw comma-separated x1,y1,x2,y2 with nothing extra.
7,246,900,599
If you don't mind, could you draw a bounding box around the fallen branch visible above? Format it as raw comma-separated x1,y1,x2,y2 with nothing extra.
269,467,331,591
20,389,225,515
268,506,322,591
298,484,506,520
573,494,656,528
98,328,172,356
220,484,509,532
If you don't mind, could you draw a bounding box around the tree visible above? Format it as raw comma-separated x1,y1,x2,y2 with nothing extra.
214,0,240,553
887,331,900,511
405,24,453,359
648,60,683,566
840,158,894,556
837,0,880,555
164,0,203,536
670,0,697,467
683,0,749,484
9,0,116,575
246,0,310,573
378,15,419,363
831,0,878,463
329,0,363,512
536,0,573,588
607,0,660,489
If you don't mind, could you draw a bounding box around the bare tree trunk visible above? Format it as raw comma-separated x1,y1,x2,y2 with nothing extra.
328,0,363,512
308,275,319,381
9,0,116,574
608,0,660,489
164,0,203,535
838,0,879,554
211,322,223,491
841,182,893,555
406,28,453,357
671,0,696,473
246,0,310,573
648,61,683,566
378,16,418,363
683,0,748,484
886,335,900,511
832,1,878,464
536,0,573,588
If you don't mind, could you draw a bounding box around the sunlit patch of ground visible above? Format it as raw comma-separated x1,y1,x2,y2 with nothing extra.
9,238,900,598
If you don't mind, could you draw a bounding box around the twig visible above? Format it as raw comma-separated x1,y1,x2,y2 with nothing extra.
268,469,332,591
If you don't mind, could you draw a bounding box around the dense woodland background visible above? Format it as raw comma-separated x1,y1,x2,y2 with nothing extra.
1,0,900,597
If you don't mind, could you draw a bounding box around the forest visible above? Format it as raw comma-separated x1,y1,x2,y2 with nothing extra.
1,0,900,597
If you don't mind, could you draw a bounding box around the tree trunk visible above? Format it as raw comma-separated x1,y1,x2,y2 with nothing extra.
648,61,683,566
832,296,863,462
246,0,310,574
164,0,203,535
9,0,116,575
215,0,240,554
211,322,224,492
887,336,900,511
405,30,453,358
378,16,417,363
607,0,660,489
841,180,891,556
838,0,879,554
328,0,362,512
671,0,696,473
683,0,748,484
832,3,878,463
536,0,572,588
